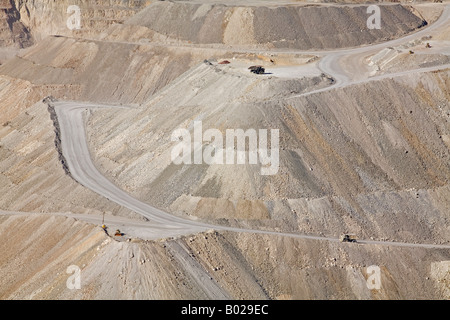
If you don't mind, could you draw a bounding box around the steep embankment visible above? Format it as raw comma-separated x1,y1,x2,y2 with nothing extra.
11,0,150,41
0,0,448,300
0,214,448,299
0,35,249,105
124,2,426,49
0,31,322,215
0,0,32,49
85,64,450,246
0,94,138,217
0,32,205,215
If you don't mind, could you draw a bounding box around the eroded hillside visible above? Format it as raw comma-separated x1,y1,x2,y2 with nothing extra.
1,214,448,299
125,1,426,49
84,63,450,246
0,0,449,300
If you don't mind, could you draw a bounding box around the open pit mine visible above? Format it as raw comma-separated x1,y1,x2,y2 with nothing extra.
0,0,449,301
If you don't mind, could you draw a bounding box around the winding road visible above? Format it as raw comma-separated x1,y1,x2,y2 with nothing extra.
12,4,450,249
296,3,450,95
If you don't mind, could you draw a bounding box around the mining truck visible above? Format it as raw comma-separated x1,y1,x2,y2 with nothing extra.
249,65,265,74
340,234,357,243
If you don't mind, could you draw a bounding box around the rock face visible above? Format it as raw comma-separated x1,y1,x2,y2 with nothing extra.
127,2,426,49
11,0,150,41
85,63,450,247
0,0,449,300
0,0,33,48
0,214,448,300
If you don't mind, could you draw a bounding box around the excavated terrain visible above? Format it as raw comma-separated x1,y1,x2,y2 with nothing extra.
0,0,449,300
0,213,448,300
123,1,426,49
85,67,450,246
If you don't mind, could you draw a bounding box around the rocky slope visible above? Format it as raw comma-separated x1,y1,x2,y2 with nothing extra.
0,0,32,49
0,95,139,218
85,64,450,246
12,0,150,41
0,0,448,300
0,214,448,299
125,1,426,49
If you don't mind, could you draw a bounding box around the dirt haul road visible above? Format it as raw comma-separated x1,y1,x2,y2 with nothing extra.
314,4,450,87
53,100,450,249
7,3,447,249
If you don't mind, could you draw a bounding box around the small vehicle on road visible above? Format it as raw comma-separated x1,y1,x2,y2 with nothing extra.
340,234,357,243
249,65,265,74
